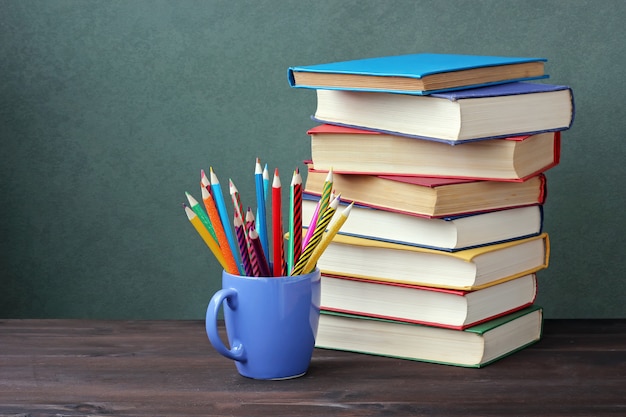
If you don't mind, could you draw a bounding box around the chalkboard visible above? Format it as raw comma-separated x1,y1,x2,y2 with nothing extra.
1,0,624,318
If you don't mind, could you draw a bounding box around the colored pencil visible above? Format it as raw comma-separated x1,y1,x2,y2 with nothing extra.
209,167,240,270
302,168,333,249
200,169,210,188
255,158,270,259
183,204,228,271
249,228,271,277
233,211,254,276
287,169,295,272
287,168,302,273
303,202,354,274
272,168,286,276
229,178,245,222
291,196,339,276
301,198,321,251
245,207,256,233
263,163,270,202
318,168,334,218
201,186,240,275
185,192,218,243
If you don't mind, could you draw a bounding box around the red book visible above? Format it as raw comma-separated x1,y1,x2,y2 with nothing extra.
320,273,537,330
308,124,560,182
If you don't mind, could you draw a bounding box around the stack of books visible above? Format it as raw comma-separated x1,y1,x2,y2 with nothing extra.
288,53,574,367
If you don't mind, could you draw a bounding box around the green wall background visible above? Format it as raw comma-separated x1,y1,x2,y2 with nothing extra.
1,0,624,319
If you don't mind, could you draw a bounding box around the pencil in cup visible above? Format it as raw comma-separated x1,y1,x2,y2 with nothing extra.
209,167,241,272
287,169,303,274
303,201,353,274
272,168,286,277
233,211,254,276
200,187,240,275
290,196,340,276
183,204,229,272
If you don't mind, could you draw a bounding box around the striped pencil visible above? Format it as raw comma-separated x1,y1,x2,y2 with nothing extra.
245,207,256,233
302,168,333,250
318,168,334,215
291,196,339,276
229,179,245,221
249,228,271,277
233,211,254,276
303,201,353,274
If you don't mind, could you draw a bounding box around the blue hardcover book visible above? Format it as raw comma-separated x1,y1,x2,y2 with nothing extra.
288,53,548,95
312,82,574,144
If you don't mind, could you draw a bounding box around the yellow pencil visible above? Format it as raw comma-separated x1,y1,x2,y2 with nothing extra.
303,202,353,274
184,204,229,271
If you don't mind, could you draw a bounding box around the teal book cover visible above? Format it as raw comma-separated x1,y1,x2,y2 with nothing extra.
288,53,548,95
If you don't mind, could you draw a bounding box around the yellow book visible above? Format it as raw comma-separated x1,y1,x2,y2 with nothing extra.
316,233,549,290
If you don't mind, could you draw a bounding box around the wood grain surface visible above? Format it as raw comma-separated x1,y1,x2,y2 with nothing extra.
1,319,624,416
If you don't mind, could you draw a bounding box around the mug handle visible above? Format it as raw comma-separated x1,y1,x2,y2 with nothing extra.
206,288,246,362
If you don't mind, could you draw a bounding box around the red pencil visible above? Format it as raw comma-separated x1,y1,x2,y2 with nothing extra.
272,168,285,276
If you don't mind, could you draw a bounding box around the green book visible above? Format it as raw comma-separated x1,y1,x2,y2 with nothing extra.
315,305,543,368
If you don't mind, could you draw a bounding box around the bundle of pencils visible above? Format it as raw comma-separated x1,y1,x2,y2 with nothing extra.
183,159,353,277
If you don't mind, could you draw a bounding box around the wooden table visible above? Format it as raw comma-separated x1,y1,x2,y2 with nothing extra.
1,319,624,416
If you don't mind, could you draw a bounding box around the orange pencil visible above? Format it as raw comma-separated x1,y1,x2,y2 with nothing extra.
201,185,240,275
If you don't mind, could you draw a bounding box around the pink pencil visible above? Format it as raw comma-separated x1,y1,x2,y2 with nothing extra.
301,199,321,251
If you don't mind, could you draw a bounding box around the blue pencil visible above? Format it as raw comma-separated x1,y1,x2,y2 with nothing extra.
209,167,240,269
255,158,270,259
263,163,270,202
256,163,270,245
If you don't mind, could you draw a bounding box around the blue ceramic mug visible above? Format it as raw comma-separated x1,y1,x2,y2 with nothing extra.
206,268,321,380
